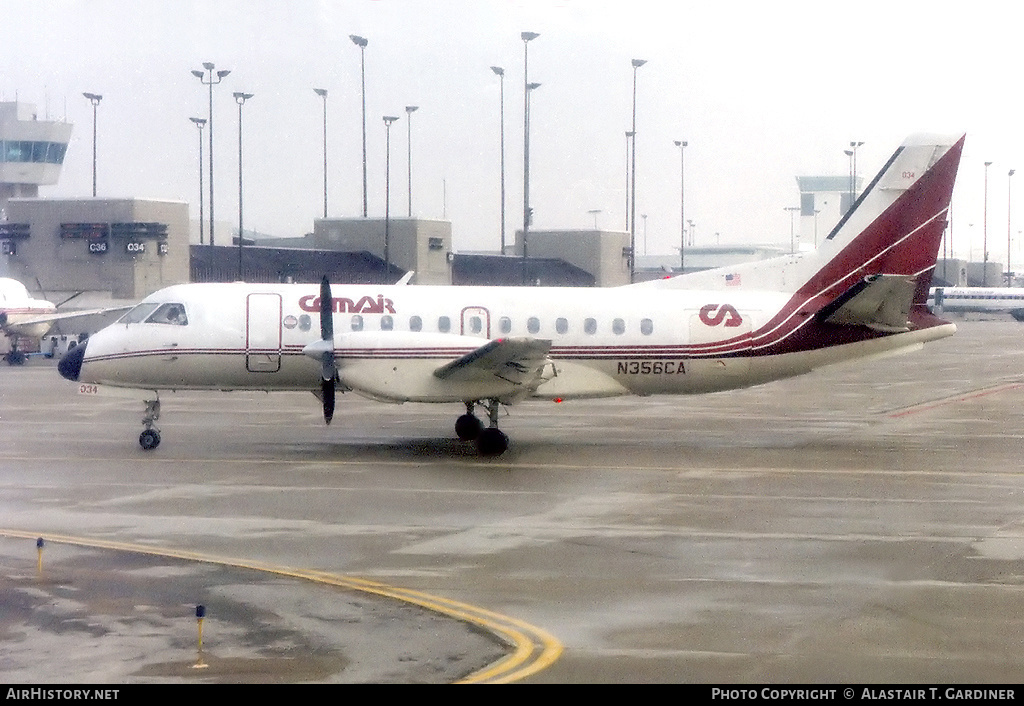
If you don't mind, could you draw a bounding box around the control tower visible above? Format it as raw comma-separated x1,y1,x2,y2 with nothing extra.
0,102,72,214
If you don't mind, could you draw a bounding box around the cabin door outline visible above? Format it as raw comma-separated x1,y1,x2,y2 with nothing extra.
460,306,491,338
246,293,283,372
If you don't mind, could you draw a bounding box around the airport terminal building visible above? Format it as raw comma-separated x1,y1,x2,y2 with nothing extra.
1,101,188,304
2,197,189,304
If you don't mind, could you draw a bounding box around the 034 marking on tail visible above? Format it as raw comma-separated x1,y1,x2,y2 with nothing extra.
59,134,964,456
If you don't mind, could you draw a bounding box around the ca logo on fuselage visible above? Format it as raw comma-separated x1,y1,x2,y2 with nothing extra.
698,303,742,327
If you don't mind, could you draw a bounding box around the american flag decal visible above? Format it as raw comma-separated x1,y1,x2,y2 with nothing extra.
725,273,741,286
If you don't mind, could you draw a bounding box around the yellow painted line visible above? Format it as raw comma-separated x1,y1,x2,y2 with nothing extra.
0,529,562,684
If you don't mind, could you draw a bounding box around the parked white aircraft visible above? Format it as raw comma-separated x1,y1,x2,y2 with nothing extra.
928,286,1024,321
59,134,964,455
0,278,125,365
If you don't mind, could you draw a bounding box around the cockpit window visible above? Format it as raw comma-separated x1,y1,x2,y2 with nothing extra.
146,303,188,325
120,302,160,324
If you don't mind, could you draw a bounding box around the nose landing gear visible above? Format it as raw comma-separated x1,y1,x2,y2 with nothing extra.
139,399,161,450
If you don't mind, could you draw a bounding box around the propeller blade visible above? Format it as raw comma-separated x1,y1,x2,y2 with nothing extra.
319,276,333,342
321,377,335,425
318,276,337,424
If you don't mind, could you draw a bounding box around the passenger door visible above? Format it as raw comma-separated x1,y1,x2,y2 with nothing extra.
246,293,282,372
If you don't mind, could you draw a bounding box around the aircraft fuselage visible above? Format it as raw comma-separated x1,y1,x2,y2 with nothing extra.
70,280,952,403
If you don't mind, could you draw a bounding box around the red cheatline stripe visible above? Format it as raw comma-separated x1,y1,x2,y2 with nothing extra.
887,383,1024,418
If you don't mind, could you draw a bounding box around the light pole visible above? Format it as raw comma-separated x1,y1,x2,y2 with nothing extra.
624,131,634,231
642,213,648,256
850,140,863,205
629,58,647,283
785,206,800,253
523,82,540,272
490,66,506,254
313,88,328,218
233,92,253,279
1009,169,1016,285
984,160,992,286
192,63,231,245
189,117,207,244
82,93,102,197
844,149,854,214
383,115,399,281
674,139,687,272
522,31,540,277
587,209,601,228
943,200,950,268
405,105,418,217
350,35,369,217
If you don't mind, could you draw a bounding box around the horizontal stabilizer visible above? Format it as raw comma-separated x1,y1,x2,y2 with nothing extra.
434,337,551,387
817,274,917,332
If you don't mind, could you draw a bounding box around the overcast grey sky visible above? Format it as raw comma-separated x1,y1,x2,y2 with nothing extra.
4,0,1018,261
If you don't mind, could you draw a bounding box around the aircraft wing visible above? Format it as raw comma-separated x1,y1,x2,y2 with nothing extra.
817,274,917,332
3,306,133,335
433,337,552,388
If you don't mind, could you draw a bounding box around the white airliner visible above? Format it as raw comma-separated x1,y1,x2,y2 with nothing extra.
928,286,1024,321
0,278,125,365
59,134,964,455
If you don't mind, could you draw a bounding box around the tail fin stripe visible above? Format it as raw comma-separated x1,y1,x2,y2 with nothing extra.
748,204,949,352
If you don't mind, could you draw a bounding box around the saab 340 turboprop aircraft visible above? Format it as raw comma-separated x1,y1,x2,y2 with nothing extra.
59,134,964,455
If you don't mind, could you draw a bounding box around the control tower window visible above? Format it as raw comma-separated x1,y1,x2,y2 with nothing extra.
0,140,69,164
46,142,68,164
2,141,27,162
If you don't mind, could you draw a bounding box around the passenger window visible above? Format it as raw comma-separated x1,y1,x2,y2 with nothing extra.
351,315,363,331
499,316,512,334
640,318,653,335
612,318,625,335
438,316,451,333
527,317,540,334
147,303,188,325
298,314,312,332
469,316,482,334
381,315,394,331
410,315,422,332
555,317,568,334
584,318,597,335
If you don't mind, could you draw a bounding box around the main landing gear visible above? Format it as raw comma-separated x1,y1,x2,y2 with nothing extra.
455,400,509,456
139,399,161,450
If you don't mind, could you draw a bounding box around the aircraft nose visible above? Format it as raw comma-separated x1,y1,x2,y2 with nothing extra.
58,340,87,382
